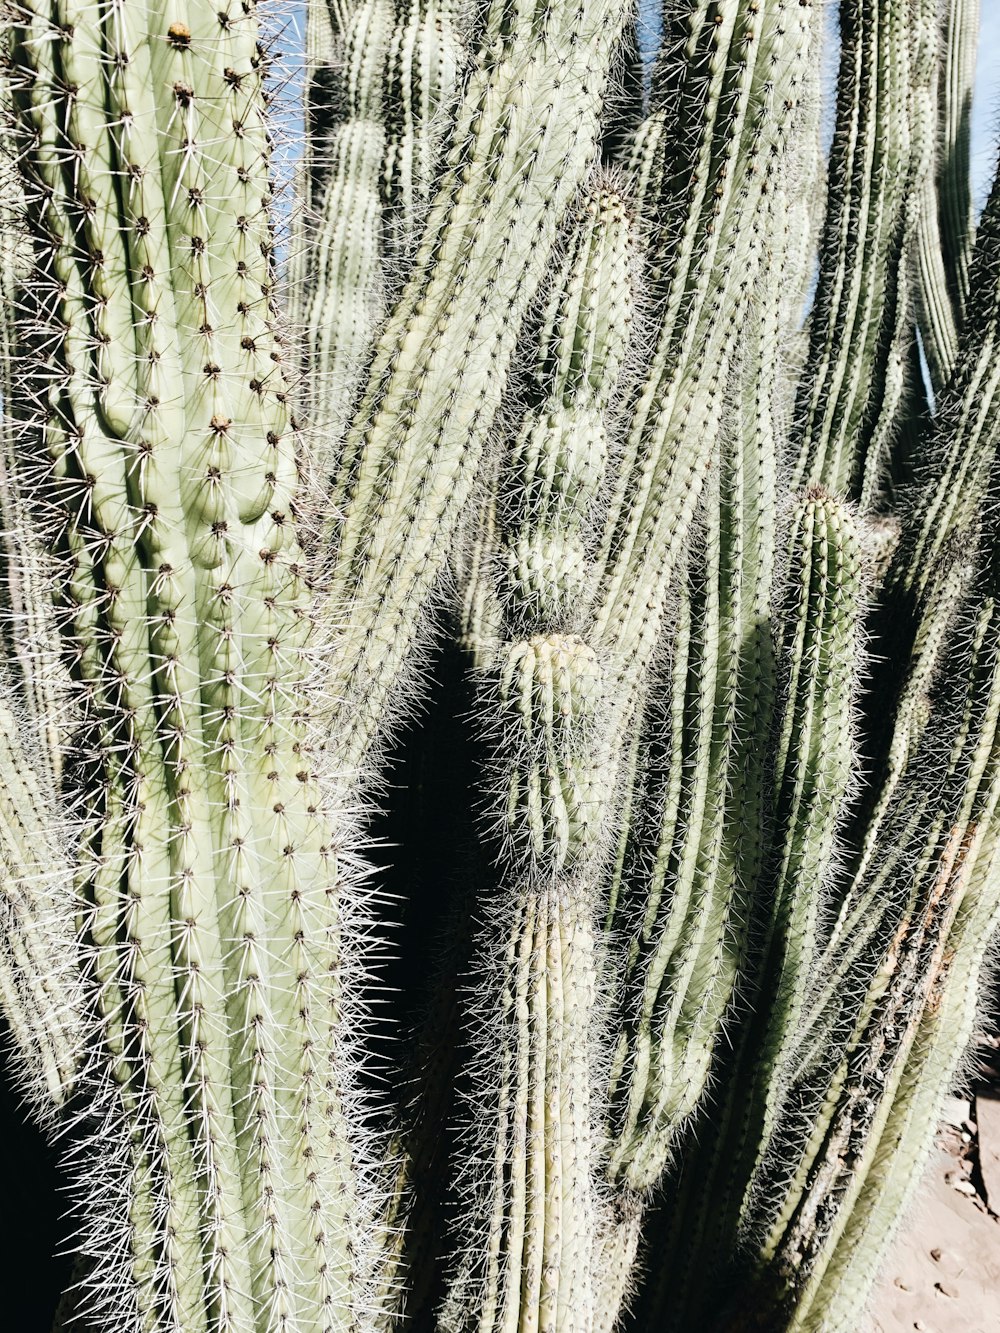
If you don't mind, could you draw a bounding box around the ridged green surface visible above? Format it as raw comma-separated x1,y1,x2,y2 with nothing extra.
607,463,747,1188
298,0,392,468
0,130,81,1114
2,0,1000,1329
756,493,863,1127
9,2,365,1326
319,0,632,778
604,176,792,1191
936,0,978,324
901,171,1000,600
441,875,599,1333
382,0,465,255
442,186,633,1330
592,0,813,712
739,582,1000,1332
455,188,634,665
789,0,916,500
0,125,70,786
912,0,962,392
635,491,863,1327
497,635,607,870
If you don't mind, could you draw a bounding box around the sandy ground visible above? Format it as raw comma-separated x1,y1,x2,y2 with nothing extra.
871,1041,1000,1333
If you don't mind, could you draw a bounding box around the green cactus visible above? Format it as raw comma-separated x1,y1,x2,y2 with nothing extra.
6,3,368,1326
1,0,1000,1330
439,871,601,1333
295,0,392,467
382,0,465,255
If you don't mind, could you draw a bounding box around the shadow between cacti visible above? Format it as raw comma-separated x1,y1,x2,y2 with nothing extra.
0,1020,72,1333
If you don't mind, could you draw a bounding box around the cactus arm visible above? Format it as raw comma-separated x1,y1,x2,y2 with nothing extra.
725,493,863,1234
915,202,959,397
298,0,349,218
626,503,857,1330
382,0,465,256
854,0,930,512
937,0,978,320
495,41,813,1195
498,636,608,869
450,183,636,664
814,548,970,987
842,166,1000,891
606,470,734,1187
620,108,668,273
911,0,978,396
784,643,992,1191
591,1198,644,1333
0,142,69,786
795,896,992,1333
855,281,916,512
788,0,915,499
901,169,1000,598
319,0,631,778
913,3,961,399
756,494,863,1100
601,578,690,978
743,829,973,1332
599,13,643,164
790,790,935,1099
616,492,861,1323
592,0,812,705
600,693,647,935
441,876,599,1333
724,581,1000,1332
748,822,984,1333
652,495,861,1289
0,50,88,1126
441,189,633,1331
605,204,786,1187
813,807,1000,1333
828,163,1000,977
454,466,504,665
296,0,392,474
615,577,691,950
497,189,633,635
15,3,245,1309
290,0,378,400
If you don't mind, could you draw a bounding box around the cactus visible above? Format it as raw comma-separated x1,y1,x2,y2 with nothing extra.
6,3,369,1327
1,0,1000,1330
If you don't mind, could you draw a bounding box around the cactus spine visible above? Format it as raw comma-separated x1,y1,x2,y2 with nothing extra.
1,0,1000,1330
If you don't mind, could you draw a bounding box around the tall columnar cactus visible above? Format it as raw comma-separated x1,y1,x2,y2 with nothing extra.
295,0,392,462
6,3,369,1327
381,0,465,256
439,186,631,1331
788,0,917,501
1,0,1000,1331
